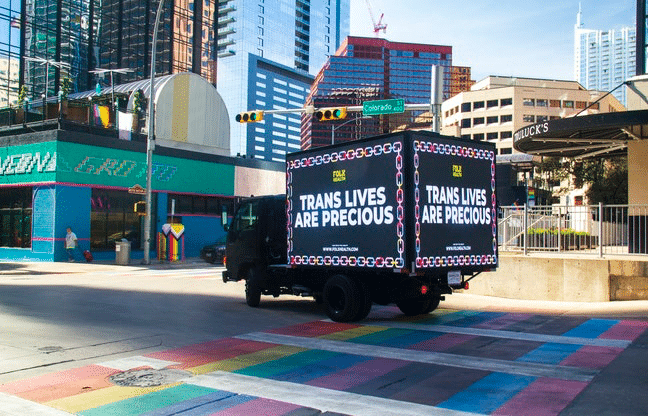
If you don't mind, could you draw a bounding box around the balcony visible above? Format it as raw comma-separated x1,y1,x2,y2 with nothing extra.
218,17,235,27
218,5,236,14
217,38,235,49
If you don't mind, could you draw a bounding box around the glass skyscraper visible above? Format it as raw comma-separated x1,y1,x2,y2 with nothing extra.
1,0,215,102
301,36,453,149
574,5,636,106
217,0,350,158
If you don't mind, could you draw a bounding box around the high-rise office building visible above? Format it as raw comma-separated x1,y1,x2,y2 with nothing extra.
449,66,475,98
2,0,215,101
2,0,95,99
574,5,636,106
441,76,625,155
301,36,455,149
97,0,216,84
217,0,350,158
0,57,20,106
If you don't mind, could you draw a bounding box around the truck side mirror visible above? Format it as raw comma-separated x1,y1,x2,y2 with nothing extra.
221,205,229,231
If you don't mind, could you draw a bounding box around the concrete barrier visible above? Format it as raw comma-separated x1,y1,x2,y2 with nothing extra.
467,252,648,302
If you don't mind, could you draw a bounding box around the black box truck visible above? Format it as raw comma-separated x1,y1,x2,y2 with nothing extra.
222,130,498,322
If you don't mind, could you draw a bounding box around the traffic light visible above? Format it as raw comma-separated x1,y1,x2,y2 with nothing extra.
315,107,347,121
134,201,146,215
235,111,264,123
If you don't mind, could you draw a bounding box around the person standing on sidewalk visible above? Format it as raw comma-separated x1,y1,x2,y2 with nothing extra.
65,227,78,262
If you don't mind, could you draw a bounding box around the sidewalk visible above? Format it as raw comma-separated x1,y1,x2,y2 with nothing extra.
444,293,648,318
1,258,647,317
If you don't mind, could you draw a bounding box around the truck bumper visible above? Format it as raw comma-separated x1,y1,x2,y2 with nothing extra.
222,270,232,282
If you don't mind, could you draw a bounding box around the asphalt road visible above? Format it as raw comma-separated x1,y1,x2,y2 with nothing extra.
1,261,647,415
0,263,324,384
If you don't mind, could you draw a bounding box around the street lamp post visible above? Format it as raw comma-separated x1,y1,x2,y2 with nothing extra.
22,98,29,127
57,91,63,124
142,0,166,264
23,57,70,101
89,68,134,111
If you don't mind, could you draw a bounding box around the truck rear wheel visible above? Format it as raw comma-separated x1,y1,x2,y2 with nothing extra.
245,268,262,307
424,289,442,314
397,296,432,316
323,275,360,322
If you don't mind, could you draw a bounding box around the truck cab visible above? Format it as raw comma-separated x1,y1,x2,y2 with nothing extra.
222,195,286,287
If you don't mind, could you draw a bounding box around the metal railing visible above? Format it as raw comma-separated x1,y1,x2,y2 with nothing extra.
498,203,648,257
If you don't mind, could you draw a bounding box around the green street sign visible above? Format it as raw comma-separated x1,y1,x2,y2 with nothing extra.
363,99,405,116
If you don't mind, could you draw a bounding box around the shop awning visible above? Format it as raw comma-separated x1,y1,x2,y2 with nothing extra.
513,109,648,159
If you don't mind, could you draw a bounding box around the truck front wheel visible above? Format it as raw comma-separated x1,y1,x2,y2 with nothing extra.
245,268,262,307
323,275,360,322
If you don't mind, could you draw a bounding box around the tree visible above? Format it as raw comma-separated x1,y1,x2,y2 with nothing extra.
538,156,627,205
60,77,72,100
17,85,27,106
582,157,627,204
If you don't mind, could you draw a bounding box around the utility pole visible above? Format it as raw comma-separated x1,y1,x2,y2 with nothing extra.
143,0,166,265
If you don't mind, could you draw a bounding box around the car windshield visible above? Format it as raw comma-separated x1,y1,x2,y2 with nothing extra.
215,235,227,244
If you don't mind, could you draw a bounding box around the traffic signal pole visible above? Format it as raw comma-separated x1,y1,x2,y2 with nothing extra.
236,103,434,118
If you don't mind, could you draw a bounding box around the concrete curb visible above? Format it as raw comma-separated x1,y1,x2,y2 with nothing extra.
0,257,211,275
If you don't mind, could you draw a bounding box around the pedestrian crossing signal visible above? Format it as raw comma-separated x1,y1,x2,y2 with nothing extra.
315,107,347,121
235,111,264,123
134,201,146,215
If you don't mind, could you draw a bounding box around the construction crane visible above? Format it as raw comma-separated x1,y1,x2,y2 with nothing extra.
364,0,387,36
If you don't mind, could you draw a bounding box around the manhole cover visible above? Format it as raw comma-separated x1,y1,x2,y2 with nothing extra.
109,368,191,387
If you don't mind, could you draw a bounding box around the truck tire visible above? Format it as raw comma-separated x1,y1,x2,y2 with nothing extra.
353,280,372,321
397,296,432,316
424,287,442,314
323,275,360,322
245,268,262,307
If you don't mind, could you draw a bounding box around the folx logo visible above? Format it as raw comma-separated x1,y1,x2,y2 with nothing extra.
452,164,463,178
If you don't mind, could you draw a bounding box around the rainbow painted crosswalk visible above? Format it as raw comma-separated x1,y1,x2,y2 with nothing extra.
2,308,647,416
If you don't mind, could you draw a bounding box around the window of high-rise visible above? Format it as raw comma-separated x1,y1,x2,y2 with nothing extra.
1,0,216,103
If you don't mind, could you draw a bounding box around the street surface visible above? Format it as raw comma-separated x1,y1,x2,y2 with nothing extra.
1,260,647,415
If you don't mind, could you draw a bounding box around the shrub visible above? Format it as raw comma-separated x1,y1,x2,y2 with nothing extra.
527,228,591,237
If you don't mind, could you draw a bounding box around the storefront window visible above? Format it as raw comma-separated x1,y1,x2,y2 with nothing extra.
167,194,235,216
0,187,32,248
90,189,155,251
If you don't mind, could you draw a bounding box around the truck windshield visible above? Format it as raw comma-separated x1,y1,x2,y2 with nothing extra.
231,201,259,232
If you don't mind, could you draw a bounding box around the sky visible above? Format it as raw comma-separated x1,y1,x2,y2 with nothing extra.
0,0,635,83
349,0,636,82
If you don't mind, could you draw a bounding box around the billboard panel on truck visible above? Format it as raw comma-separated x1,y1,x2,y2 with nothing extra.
411,133,497,270
287,137,405,269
